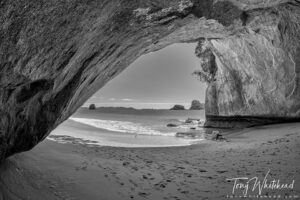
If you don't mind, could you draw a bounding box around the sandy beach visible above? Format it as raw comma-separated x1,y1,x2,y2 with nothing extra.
0,123,299,200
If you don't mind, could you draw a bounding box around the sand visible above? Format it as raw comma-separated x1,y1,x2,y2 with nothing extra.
0,123,299,200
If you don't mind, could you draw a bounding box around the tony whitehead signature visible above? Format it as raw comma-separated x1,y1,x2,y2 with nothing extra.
226,169,295,196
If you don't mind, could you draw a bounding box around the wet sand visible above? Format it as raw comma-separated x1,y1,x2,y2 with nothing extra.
0,123,299,200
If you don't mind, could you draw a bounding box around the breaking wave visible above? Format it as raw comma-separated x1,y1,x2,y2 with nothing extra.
70,117,176,136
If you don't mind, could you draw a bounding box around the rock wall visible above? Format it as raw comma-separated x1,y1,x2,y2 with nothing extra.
202,4,300,127
0,0,299,160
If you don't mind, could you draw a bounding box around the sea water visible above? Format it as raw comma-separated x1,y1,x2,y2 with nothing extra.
48,107,205,147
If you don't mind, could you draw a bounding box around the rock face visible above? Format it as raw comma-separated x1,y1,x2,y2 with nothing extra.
170,105,185,110
198,4,300,127
189,100,204,110
0,0,300,161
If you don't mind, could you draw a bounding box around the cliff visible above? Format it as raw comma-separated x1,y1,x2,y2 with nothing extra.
0,0,300,160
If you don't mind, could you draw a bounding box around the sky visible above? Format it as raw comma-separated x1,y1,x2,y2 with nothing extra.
84,43,207,109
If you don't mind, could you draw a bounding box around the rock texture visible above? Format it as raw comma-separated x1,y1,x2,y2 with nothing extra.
0,0,300,160
199,3,300,127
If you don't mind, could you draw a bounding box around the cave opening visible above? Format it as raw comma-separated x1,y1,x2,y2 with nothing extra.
48,43,208,148
2,5,300,199
86,43,207,109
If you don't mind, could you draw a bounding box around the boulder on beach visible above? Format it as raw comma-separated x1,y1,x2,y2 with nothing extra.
89,104,96,110
211,130,225,141
170,105,185,110
185,118,200,124
189,100,204,110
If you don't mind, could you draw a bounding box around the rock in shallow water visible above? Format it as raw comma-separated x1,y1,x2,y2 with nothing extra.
167,123,179,127
0,0,300,160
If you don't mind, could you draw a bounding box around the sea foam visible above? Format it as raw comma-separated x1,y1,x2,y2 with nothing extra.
70,117,176,136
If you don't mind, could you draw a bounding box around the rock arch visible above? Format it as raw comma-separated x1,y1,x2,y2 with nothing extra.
0,0,300,161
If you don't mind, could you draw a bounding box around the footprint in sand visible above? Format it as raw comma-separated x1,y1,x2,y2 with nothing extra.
154,182,167,189
180,190,189,194
129,179,138,187
138,192,150,198
142,175,148,179
145,160,153,164
184,173,192,178
216,170,227,174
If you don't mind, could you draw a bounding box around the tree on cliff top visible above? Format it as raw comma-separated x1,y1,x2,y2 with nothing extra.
192,40,217,83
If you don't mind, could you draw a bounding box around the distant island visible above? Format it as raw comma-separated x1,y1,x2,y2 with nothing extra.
170,105,185,110
89,104,96,110
88,106,137,111
170,100,204,110
189,100,204,110
87,100,204,111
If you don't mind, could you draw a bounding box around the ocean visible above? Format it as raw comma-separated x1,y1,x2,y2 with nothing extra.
48,107,206,147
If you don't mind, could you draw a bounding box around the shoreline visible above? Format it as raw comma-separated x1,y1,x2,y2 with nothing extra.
48,118,205,148
0,123,300,199
47,135,204,148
